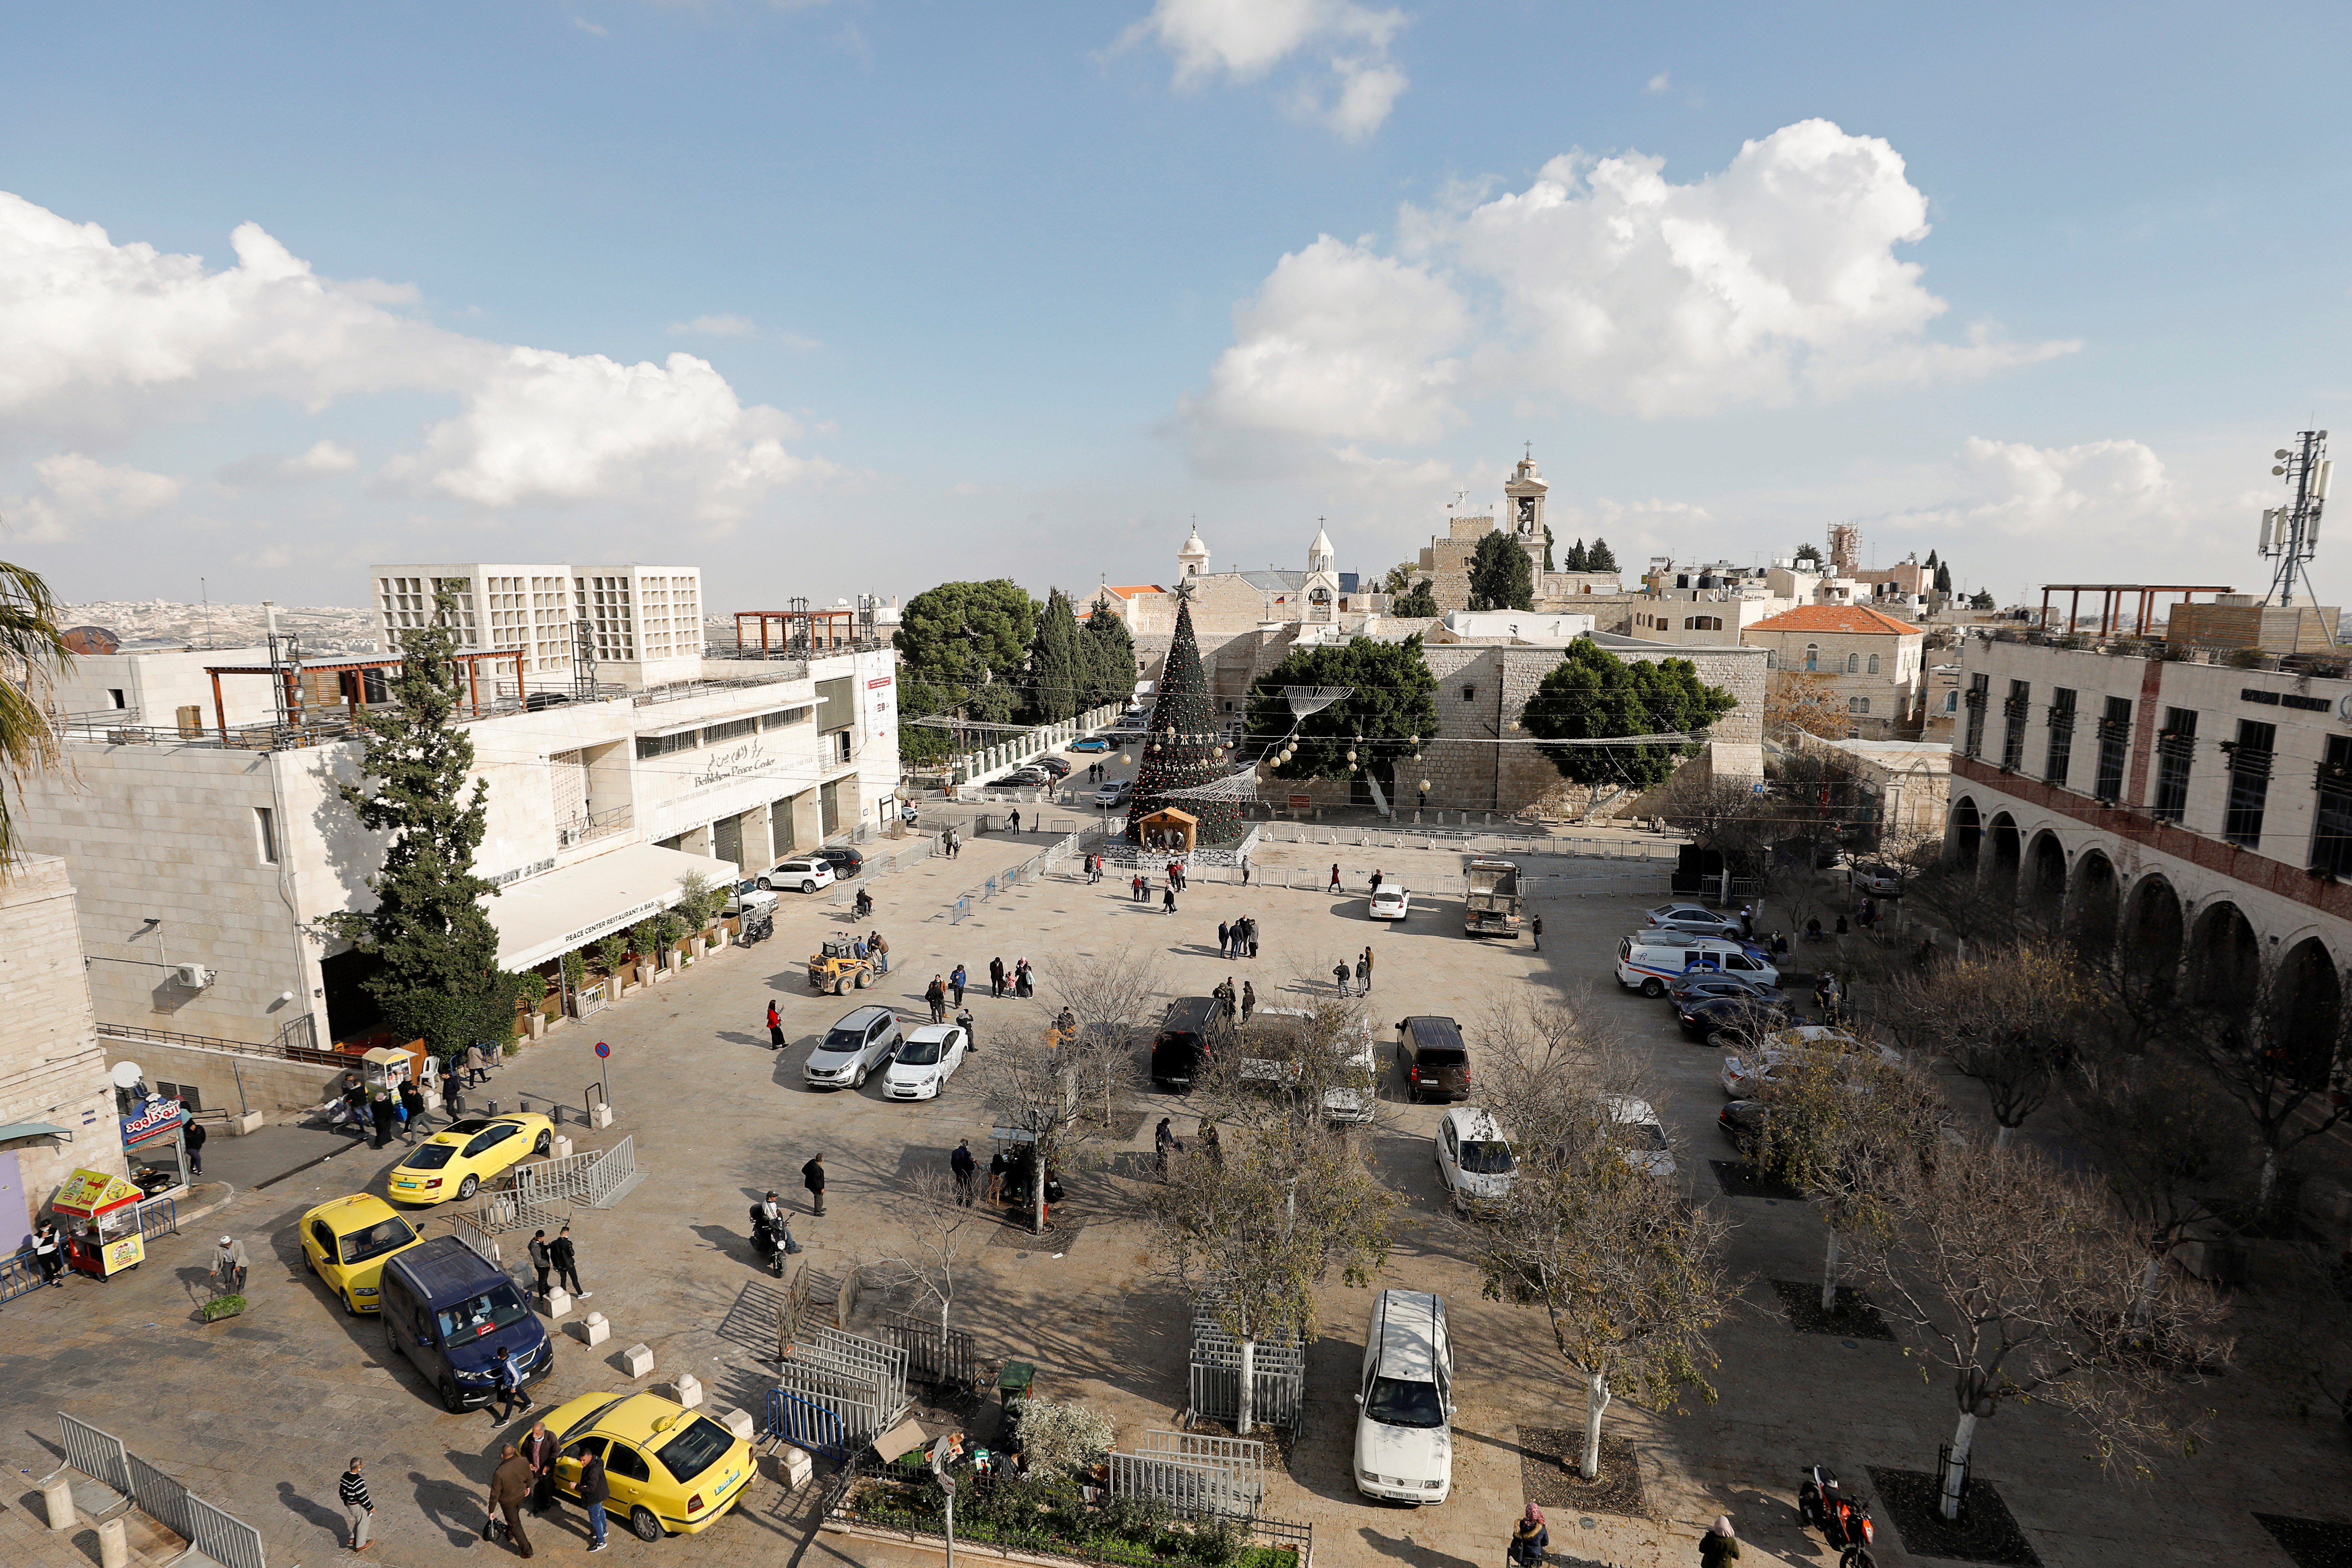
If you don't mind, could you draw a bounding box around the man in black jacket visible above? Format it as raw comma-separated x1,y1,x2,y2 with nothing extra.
184,1118,206,1176
576,1446,611,1553
549,1226,587,1298
369,1091,396,1150
527,1230,552,1300
803,1152,826,1215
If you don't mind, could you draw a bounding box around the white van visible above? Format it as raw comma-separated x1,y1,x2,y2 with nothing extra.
1354,1290,1454,1504
1616,934,1777,997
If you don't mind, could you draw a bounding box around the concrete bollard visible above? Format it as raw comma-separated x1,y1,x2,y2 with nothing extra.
669,1372,703,1408
572,1311,610,1346
621,1342,655,1378
42,1475,74,1531
225,1110,265,1136
764,1446,814,1489
97,1516,128,1568
589,1103,614,1129
551,1134,574,1160
544,1287,573,1317
716,1406,755,1441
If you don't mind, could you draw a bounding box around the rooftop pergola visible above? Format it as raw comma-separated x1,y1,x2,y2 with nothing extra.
2035,583,2236,639
203,649,527,739
734,608,863,654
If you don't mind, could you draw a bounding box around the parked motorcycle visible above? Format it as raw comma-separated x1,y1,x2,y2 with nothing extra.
1798,1466,1877,1566
740,912,773,945
749,1212,784,1277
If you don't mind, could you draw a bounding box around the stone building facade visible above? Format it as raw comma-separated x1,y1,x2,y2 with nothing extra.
1746,604,1926,739
0,856,125,1240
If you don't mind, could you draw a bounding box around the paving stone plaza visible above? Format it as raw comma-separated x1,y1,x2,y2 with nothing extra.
2,782,2341,1568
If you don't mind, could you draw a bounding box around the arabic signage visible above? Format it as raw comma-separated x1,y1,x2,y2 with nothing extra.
101,1233,146,1274
692,740,773,790
120,1097,187,1149
54,1168,141,1215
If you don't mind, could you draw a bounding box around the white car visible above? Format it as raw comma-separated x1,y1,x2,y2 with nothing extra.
1354,1290,1454,1505
724,878,780,918
1432,1106,1515,1215
1369,886,1410,920
1604,1095,1675,1178
1719,1027,1892,1097
1643,902,1744,939
763,857,836,894
804,1005,903,1090
883,1024,968,1101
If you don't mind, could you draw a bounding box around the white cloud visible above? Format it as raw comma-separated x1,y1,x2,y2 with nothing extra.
217,438,359,488
1123,0,1409,139
0,191,842,520
1893,436,2178,541
1189,120,2079,452
669,313,758,337
571,16,607,37
5,453,183,542
1647,71,1670,93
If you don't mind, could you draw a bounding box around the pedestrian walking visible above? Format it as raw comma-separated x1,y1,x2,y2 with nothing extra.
950,964,968,1006
1332,960,1351,997
1738,904,1755,939
1217,920,1229,957
1531,913,1543,952
1154,1116,1182,1180
491,1344,533,1423
990,956,1007,998
957,1004,977,1049
1133,873,1147,903
182,1116,208,1174
1328,863,1341,893
488,1442,535,1557
1699,1514,1740,1566
1507,1504,1550,1565
767,1001,785,1049
870,930,891,975
1354,954,1370,995
369,1089,396,1150
803,1152,827,1215
1162,885,1176,915
1239,856,1251,887
1245,916,1259,959
34,1222,62,1286
215,1235,248,1293
926,975,948,1024
528,1229,552,1299
550,1225,587,1297
1173,860,1187,892
522,1419,559,1516
442,1071,464,1124
1371,869,1383,896
470,1041,495,1086
1009,808,1022,833
339,1456,376,1552
988,1147,1008,1204
576,1445,611,1552
1237,981,1254,1023
398,1081,427,1142
952,1139,977,1206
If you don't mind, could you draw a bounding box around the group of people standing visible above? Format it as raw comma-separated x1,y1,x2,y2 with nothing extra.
1214,917,1260,960
1209,976,1256,1023
985,956,1033,998
1332,946,1375,997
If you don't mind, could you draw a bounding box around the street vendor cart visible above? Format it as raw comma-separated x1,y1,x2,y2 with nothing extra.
53,1168,146,1281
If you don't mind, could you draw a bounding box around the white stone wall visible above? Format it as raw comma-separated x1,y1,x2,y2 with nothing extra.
0,856,122,1235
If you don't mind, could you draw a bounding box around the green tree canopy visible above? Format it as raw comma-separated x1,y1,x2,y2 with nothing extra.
0,561,71,865
1467,530,1535,612
318,586,525,1055
1936,562,1954,596
1924,548,1940,569
1560,537,1590,572
1392,579,1439,618
1586,537,1619,573
1244,635,1439,806
1520,638,1737,790
1794,542,1824,567
1970,588,1995,610
894,579,1039,753
1381,561,1419,596
1081,596,1137,711
1026,587,1084,723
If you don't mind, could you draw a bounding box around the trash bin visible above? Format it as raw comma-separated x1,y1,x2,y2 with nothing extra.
996,1360,1035,1415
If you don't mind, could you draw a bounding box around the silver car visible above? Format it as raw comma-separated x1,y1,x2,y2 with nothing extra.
1094,778,1134,808
804,1005,903,1091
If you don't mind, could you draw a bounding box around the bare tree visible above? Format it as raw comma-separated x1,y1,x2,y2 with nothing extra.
1886,836,2024,952
1189,992,1381,1139
1753,1037,1948,1311
1041,944,1163,1134
2161,961,2352,1215
974,1027,1087,1237
2065,1055,2242,1323
1881,940,2093,1144
1867,1133,2230,1520
1469,1003,1737,1480
1147,1117,1395,1434
870,1164,984,1334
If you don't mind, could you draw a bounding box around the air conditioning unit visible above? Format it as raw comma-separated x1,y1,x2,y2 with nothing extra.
172,964,214,990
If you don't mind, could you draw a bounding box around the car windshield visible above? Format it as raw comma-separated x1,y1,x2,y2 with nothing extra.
818,1026,865,1054
1458,1140,1514,1175
1365,1375,1446,1428
560,1397,629,1445
435,1281,530,1341
1614,1123,1669,1151
655,1417,736,1484
402,1143,459,1169
339,1215,419,1265
897,1037,943,1066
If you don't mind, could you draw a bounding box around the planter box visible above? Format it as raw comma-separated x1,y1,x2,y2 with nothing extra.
201,1295,247,1323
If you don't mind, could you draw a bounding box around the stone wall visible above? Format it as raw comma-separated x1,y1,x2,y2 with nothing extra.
0,856,124,1239
97,1036,353,1123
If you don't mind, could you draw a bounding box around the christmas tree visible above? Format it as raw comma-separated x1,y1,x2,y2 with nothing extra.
1125,588,1243,846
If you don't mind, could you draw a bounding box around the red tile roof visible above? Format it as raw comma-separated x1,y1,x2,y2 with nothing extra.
1102,584,1166,599
1746,605,1920,636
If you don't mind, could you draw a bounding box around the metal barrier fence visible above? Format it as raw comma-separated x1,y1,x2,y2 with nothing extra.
134,1196,178,1245
1186,1305,1306,1435
56,1414,266,1568
1256,819,1682,860
1110,1430,1265,1520
479,1136,642,1236
766,1384,858,1466
449,1210,501,1266
788,1323,910,1419
0,1245,43,1304
881,1314,978,1392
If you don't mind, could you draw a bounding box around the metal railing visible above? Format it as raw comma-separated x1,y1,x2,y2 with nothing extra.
1110,1431,1265,1521
881,1314,978,1392
555,804,633,848
0,1245,43,1304
54,1414,266,1568
135,1196,177,1244
97,1019,347,1068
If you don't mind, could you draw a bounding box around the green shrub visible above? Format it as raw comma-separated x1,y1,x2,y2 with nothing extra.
201,1294,246,1321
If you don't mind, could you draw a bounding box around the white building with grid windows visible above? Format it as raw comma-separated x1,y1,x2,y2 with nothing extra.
369,563,705,690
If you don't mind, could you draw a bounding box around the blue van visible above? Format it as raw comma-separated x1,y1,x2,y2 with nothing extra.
378,1236,555,1412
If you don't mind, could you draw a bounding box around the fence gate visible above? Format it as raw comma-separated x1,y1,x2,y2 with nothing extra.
787,1322,910,1421
1186,1303,1306,1435
1125,1429,1264,1518
57,1411,129,1496
882,1313,977,1392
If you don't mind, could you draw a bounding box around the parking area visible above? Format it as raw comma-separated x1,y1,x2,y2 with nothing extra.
0,799,2336,1567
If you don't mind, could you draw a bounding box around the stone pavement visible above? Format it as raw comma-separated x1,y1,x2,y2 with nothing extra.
0,810,2342,1566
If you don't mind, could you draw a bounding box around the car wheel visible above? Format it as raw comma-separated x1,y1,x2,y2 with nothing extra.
439,1376,467,1413
756,877,772,891
343,1290,360,1317
305,1250,318,1276
1640,978,1665,998
457,1174,479,1201
802,881,816,893
630,1506,664,1542
1707,1030,1728,1049
385,1317,400,1353
855,972,871,989
853,1063,870,1089
534,1130,552,1156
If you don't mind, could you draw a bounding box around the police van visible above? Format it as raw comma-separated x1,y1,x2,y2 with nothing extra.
1615,934,1779,997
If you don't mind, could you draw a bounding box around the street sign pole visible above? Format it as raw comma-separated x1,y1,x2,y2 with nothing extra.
595,1040,612,1115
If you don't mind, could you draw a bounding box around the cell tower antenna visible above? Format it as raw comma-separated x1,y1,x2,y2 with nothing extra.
2258,430,2333,626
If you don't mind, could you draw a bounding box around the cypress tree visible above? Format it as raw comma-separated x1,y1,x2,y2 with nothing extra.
1125,592,1241,845
1467,530,1536,612
1562,538,1590,572
1028,588,1083,722
1586,537,1619,573
1083,596,1136,711
318,586,523,1057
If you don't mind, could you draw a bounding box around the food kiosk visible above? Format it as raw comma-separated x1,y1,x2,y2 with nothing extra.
53,1168,147,1280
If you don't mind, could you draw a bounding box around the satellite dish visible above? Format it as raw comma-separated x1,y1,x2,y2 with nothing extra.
110,1060,147,1089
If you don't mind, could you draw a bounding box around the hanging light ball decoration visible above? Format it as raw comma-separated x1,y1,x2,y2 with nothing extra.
1418,778,1432,794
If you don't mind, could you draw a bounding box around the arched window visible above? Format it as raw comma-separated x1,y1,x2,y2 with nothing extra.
1944,690,1958,712
1803,643,1819,671
1848,696,1871,715
1867,653,1881,675
1846,653,1861,674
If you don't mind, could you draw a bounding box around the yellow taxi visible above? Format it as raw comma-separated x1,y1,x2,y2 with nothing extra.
386,1113,554,1206
545,1390,756,1540
297,1193,426,1314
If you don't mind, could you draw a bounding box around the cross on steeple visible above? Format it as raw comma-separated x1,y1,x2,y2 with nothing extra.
1523,440,1533,461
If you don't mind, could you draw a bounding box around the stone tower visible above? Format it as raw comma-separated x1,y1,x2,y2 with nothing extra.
1177,525,1211,579
1505,450,1549,576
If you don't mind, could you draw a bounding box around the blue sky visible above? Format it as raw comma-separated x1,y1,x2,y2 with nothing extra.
3,1,2348,615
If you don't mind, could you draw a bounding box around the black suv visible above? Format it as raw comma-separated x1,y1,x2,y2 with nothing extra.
1395,1015,1471,1103
815,846,864,879
1152,997,1225,1091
